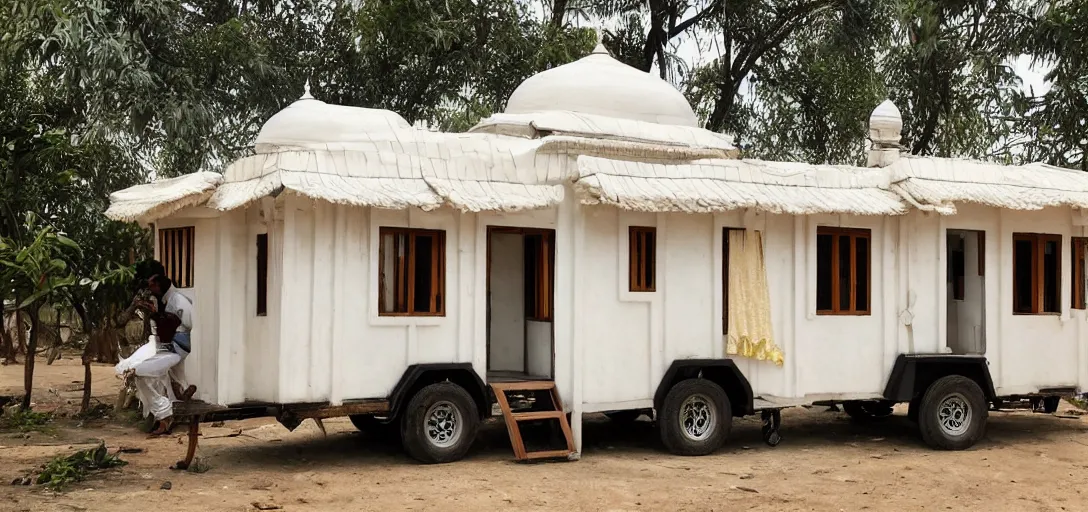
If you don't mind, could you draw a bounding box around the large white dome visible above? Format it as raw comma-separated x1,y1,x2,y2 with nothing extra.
254,86,411,149
504,44,699,127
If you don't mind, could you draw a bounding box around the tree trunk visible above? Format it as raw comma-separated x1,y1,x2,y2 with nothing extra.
549,0,568,28
20,306,40,411
15,308,26,355
81,342,93,413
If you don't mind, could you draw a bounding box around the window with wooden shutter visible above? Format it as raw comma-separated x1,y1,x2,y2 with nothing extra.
378,228,446,316
1013,233,1061,314
256,233,268,316
524,232,554,321
815,227,871,315
158,227,195,288
629,226,656,292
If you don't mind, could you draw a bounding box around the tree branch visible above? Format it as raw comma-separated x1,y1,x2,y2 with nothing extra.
669,0,722,38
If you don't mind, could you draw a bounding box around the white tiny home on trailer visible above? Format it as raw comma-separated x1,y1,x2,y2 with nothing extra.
106,44,1088,463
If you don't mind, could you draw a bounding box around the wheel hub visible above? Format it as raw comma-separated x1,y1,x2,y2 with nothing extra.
679,394,717,441
937,393,971,436
425,401,462,448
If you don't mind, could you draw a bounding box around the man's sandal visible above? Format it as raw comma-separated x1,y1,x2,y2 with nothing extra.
149,416,175,436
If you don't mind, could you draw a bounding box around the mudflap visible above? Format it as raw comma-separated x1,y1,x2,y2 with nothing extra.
761,409,782,447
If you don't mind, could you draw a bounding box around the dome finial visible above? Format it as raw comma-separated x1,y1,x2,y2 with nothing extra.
592,27,610,56
867,98,902,167
300,78,314,100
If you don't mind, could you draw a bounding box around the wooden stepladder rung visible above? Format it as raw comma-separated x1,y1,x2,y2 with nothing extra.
491,382,575,462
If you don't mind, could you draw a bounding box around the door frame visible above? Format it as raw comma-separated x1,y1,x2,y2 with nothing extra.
485,226,556,378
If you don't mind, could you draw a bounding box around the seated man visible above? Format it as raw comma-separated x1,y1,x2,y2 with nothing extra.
130,274,195,435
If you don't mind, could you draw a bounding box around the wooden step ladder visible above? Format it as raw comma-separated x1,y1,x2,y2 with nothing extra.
491,381,575,461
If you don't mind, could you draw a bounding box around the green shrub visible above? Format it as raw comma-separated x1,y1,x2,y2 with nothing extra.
36,443,127,491
0,407,52,432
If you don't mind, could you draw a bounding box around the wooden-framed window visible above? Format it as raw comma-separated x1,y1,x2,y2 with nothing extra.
378,228,446,316
1074,237,1088,310
256,233,268,317
1013,233,1061,314
159,226,195,288
629,226,656,292
816,226,871,315
524,232,554,321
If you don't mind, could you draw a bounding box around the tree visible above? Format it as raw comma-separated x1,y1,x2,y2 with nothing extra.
882,0,1029,158
684,0,860,134
727,0,891,163
586,0,722,79
66,264,135,413
1013,0,1087,170
0,214,80,411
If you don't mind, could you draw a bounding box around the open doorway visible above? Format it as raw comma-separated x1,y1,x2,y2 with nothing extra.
947,229,986,355
486,227,555,382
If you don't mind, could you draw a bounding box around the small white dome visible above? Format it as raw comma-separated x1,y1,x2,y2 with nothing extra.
869,99,903,144
254,86,411,148
504,43,699,127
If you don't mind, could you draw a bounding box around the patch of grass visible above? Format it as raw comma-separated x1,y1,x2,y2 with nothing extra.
186,457,211,474
35,443,127,491
75,403,113,421
1069,396,1087,410
0,407,53,433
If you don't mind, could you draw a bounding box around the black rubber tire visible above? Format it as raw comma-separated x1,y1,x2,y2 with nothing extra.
605,410,644,424
400,382,479,464
843,401,895,422
349,414,399,439
658,379,732,456
918,375,987,450
1042,396,1061,414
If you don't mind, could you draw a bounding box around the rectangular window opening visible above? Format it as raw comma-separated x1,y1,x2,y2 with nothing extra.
950,236,966,301
379,227,446,316
158,226,195,288
629,226,656,292
816,226,871,315
1013,232,1061,315
1074,237,1087,310
256,233,268,316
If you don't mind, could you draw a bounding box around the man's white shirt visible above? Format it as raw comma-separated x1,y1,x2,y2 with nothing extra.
163,287,193,333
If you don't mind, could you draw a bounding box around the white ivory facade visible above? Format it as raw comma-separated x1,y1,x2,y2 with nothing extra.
109,43,1088,455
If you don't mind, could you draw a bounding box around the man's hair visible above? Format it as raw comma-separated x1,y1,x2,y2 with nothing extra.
152,274,173,291
133,260,166,290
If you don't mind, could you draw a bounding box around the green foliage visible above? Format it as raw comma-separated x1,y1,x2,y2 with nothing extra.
733,0,891,163
0,406,52,432
1011,0,1088,170
881,0,1029,158
0,213,80,311
35,443,126,491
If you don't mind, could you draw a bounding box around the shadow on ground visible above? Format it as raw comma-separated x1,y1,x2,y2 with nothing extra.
198,406,1088,471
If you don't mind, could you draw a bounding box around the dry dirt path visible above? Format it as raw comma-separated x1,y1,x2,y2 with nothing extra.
3,358,1088,512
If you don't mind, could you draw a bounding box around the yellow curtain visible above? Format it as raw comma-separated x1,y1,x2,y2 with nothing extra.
726,230,784,366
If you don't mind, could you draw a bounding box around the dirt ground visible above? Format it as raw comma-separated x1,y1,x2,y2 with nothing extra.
3,357,1088,512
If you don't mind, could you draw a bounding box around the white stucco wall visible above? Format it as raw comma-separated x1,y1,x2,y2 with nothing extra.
162,191,1088,410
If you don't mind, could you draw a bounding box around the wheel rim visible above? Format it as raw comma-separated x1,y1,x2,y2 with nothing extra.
937,393,971,437
425,401,462,448
678,393,717,441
